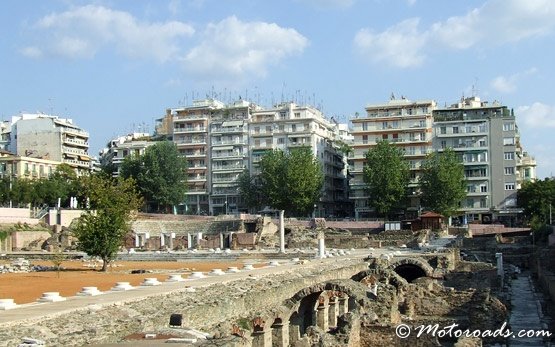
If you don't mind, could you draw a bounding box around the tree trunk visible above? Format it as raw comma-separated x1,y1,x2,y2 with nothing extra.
101,258,108,272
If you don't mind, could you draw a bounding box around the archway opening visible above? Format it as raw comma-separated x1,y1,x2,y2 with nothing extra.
394,264,427,282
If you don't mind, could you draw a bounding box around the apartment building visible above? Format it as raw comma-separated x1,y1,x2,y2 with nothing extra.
350,97,436,219
7,114,90,175
165,99,222,215
209,99,257,215
250,102,350,217
98,133,154,177
0,150,60,180
432,96,535,225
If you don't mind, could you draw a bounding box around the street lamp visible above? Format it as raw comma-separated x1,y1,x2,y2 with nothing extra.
224,194,228,215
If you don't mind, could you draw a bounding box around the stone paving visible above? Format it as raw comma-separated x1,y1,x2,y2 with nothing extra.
509,273,549,347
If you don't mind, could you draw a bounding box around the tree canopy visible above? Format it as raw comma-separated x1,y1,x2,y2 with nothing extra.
363,140,410,218
0,163,80,208
120,141,188,212
237,169,265,213
419,148,466,217
258,147,323,216
517,178,555,224
72,175,141,271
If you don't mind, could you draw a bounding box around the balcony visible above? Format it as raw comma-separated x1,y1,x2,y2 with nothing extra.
174,126,206,134
62,128,88,137
213,164,245,172
212,152,244,159
212,139,244,146
173,114,208,121
188,175,207,182
63,137,88,147
175,139,207,145
212,126,244,134
185,151,206,158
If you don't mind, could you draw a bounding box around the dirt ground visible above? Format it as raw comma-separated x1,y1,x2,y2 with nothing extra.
0,259,255,304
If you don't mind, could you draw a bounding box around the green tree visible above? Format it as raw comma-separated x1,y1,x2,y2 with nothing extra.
259,147,323,216
363,140,410,218
72,175,141,271
419,148,466,217
237,169,265,213
517,178,555,224
120,141,188,212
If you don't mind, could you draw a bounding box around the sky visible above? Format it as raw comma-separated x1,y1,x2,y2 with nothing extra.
1,0,555,177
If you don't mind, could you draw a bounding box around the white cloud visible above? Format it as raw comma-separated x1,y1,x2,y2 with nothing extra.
517,102,555,128
25,5,194,62
354,18,427,68
490,68,538,94
355,0,555,68
299,0,356,9
183,16,308,79
20,46,43,58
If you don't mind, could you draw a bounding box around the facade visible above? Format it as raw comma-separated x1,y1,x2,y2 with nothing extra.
209,99,256,215
432,96,535,225
250,102,350,217
162,99,350,216
349,97,436,219
167,99,223,215
7,114,90,175
98,132,154,177
0,150,60,180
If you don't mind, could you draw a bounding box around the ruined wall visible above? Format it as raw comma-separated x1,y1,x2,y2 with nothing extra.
0,260,369,347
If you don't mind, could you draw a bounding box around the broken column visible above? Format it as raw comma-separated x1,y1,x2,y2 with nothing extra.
328,296,339,328
271,319,289,347
317,231,325,259
316,297,329,331
279,210,285,253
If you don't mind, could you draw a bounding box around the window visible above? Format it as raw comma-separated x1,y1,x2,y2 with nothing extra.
254,127,260,134
265,126,272,133
294,112,300,118
409,160,416,169
503,137,515,146
382,121,388,129
419,120,426,128
503,123,514,131
480,185,488,193
504,167,515,175
504,152,514,160
382,134,388,140
265,139,272,146
440,126,446,135
277,138,284,144
291,124,296,132
479,140,487,147
479,124,487,132
362,123,368,131
505,183,516,190
452,126,459,134
480,198,488,208
362,135,368,144
440,140,447,149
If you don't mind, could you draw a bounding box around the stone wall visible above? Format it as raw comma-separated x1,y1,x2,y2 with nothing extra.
11,231,51,250
0,260,369,346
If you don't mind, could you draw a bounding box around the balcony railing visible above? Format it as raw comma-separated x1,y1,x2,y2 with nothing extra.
174,127,206,133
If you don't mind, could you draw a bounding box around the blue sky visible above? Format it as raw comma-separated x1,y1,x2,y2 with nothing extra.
1,0,555,177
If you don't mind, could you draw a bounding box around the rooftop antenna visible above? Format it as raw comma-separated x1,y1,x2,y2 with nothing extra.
472,77,479,97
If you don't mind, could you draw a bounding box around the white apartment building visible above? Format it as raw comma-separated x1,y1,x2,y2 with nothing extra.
349,97,436,219
7,113,90,175
250,102,350,217
98,132,154,177
160,98,350,216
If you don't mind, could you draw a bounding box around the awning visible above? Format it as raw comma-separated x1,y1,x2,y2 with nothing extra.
214,146,234,151
222,120,243,127
64,154,77,159
79,155,90,161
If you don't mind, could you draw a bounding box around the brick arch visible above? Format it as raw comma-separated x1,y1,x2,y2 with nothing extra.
281,281,370,320
388,257,434,278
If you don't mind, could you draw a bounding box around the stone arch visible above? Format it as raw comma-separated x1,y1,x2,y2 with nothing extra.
388,257,434,282
352,269,408,289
